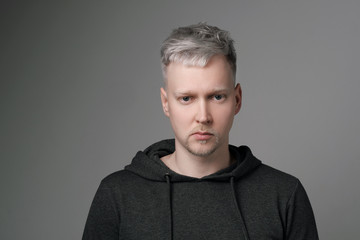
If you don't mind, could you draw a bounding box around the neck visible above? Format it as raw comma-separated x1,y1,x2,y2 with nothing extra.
162,141,232,178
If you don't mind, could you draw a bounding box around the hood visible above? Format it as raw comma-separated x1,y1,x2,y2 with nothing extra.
125,139,262,182
125,139,261,240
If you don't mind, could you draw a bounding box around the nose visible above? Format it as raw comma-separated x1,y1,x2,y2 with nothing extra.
196,100,212,125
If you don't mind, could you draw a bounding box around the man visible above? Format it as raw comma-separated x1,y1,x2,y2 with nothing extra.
83,23,319,240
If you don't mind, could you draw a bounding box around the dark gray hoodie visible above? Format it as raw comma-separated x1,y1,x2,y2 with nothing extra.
82,139,318,240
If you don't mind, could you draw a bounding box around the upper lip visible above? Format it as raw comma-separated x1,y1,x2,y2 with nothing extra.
193,131,212,135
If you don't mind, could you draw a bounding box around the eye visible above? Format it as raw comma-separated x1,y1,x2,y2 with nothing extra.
214,94,224,101
179,96,192,104
182,96,191,102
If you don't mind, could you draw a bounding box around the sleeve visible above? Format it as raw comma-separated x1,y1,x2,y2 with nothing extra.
82,180,120,240
286,179,319,240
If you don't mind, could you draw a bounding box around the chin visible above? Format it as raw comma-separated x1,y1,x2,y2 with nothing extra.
186,141,219,157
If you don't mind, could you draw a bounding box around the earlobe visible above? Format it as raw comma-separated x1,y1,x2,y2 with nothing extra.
160,87,170,117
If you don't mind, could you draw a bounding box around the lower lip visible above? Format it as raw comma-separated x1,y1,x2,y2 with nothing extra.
193,133,213,141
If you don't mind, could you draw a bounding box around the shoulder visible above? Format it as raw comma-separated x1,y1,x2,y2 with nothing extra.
244,163,301,199
98,169,141,190
255,163,299,183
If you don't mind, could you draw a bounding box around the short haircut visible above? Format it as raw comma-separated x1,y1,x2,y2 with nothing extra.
160,23,237,82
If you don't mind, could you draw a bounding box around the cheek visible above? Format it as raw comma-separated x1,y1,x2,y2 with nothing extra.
213,105,236,127
168,105,192,127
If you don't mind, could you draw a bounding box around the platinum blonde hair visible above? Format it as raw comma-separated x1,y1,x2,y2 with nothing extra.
161,23,236,82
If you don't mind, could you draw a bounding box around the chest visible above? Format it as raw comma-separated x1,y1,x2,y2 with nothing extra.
118,181,286,240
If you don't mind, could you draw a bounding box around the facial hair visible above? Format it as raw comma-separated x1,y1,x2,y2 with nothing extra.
185,126,220,157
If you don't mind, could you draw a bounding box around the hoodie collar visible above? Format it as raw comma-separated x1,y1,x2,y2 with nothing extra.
125,139,261,182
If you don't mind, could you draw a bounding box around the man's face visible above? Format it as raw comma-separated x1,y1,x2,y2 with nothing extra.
160,55,242,157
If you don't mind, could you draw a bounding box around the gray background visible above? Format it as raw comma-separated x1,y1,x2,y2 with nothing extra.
1,0,359,239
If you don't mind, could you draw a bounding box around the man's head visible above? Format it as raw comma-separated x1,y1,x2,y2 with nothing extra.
161,23,237,84
160,23,241,158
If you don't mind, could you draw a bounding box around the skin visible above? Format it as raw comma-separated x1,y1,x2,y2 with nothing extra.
160,55,242,178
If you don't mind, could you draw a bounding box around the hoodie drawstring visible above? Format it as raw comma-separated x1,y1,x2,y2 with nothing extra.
165,173,173,240
164,174,249,240
230,176,250,240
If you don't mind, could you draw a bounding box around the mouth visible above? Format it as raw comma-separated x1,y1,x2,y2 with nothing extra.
192,131,214,141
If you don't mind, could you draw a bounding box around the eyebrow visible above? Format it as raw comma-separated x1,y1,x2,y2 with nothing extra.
174,88,231,96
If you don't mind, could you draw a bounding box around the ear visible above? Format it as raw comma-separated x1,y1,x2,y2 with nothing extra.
234,83,242,115
160,87,170,117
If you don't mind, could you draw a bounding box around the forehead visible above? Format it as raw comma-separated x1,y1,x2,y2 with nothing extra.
165,55,234,91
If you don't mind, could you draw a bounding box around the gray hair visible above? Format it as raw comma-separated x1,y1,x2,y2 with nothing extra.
160,23,236,81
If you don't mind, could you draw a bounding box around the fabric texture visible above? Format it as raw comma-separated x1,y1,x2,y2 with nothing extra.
82,139,319,240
